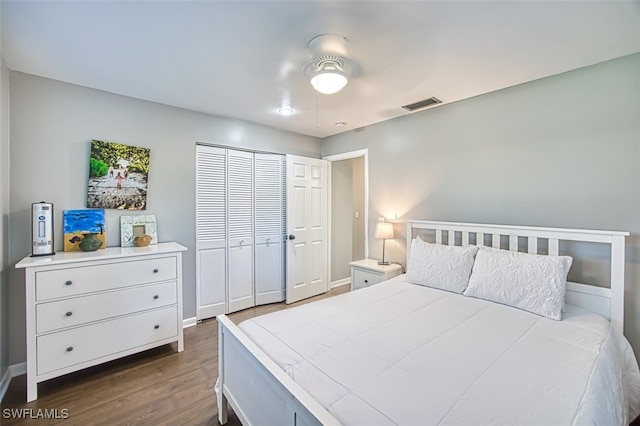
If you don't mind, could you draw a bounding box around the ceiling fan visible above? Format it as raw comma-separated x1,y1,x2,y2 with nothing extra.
302,34,357,95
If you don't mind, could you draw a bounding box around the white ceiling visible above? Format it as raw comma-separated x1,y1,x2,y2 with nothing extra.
2,1,639,138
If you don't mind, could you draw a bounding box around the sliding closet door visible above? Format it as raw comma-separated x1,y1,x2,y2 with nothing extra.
195,145,227,319
227,149,255,313
254,153,285,305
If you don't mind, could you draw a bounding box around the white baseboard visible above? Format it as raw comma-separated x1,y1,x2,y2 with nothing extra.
331,278,350,288
0,362,27,402
183,317,197,328
10,362,26,377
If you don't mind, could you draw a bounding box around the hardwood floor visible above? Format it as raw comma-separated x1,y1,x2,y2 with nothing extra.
1,285,350,425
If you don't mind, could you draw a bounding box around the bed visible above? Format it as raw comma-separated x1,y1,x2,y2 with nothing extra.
216,220,640,425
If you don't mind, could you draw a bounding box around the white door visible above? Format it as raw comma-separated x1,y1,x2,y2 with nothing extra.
254,153,285,305
227,149,254,313
286,155,328,304
195,145,227,319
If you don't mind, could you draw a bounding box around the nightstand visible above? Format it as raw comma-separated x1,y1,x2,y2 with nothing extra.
349,259,403,291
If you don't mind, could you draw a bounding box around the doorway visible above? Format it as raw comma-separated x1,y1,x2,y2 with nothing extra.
325,150,368,288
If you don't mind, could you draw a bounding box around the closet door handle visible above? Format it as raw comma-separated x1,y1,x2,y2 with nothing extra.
288,234,296,240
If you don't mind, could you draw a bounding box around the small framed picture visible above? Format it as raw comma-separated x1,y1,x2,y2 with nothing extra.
63,209,106,251
120,214,158,247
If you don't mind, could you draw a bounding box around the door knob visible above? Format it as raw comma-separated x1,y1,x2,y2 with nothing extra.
288,235,296,240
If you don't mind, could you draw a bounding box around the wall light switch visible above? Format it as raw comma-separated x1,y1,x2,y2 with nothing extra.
355,211,359,219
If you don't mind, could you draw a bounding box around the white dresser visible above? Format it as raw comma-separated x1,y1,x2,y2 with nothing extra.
15,242,187,402
349,259,403,291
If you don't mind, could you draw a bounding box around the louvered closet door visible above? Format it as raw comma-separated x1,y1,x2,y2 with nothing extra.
254,153,285,305
195,145,227,319
227,149,255,313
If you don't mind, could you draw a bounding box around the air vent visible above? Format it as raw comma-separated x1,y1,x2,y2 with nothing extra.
402,97,442,112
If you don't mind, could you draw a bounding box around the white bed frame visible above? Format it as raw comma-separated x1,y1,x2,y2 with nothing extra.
217,220,629,425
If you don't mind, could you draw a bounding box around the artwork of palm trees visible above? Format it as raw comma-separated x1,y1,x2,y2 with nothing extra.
63,209,106,252
87,139,150,210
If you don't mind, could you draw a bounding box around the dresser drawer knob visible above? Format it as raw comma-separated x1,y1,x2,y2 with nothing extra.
65,280,72,286
65,311,73,317
153,268,159,273
154,324,160,329
364,279,368,283
153,295,159,300
66,346,74,352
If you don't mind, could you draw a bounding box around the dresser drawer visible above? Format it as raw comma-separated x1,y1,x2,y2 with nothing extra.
36,281,178,334
37,306,178,375
36,256,177,301
353,269,383,290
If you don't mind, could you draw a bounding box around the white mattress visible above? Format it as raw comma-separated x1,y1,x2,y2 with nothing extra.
239,275,640,425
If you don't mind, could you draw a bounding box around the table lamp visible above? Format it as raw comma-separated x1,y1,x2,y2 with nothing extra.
374,221,394,265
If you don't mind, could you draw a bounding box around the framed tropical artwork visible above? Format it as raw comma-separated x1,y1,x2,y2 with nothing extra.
87,139,150,210
63,209,106,251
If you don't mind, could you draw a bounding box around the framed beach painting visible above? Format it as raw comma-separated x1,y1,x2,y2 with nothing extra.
120,214,158,247
63,209,106,251
87,139,150,210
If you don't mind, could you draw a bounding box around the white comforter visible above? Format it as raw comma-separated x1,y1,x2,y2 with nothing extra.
239,276,640,425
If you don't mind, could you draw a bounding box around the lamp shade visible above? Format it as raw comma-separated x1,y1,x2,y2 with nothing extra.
374,222,395,240
310,70,348,95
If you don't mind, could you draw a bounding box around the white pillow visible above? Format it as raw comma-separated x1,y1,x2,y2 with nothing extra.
405,236,479,293
463,247,573,320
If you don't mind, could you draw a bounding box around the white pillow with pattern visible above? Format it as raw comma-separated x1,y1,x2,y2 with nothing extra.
464,246,572,320
405,236,479,293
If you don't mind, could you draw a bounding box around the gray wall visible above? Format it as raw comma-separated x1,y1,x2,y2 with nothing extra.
0,22,9,384
330,157,366,283
7,72,321,365
330,160,353,283
352,156,365,263
322,54,640,354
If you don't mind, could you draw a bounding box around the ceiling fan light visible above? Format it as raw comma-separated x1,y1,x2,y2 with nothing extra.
310,70,348,95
